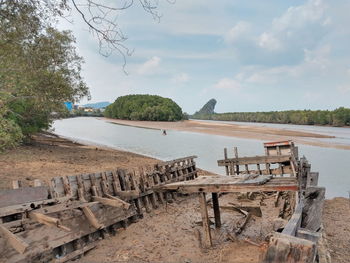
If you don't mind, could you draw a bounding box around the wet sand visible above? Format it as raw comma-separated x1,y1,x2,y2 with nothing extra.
102,118,350,150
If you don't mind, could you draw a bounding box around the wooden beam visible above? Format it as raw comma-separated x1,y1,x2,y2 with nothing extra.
82,206,104,229
163,181,298,194
199,193,212,248
262,233,316,263
93,195,130,209
0,225,29,254
282,201,303,236
12,180,22,189
29,212,71,231
211,193,221,228
218,155,291,166
224,148,229,175
114,190,140,199
54,242,97,263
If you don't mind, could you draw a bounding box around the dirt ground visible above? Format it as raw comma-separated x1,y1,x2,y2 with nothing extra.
0,133,213,190
323,197,350,263
102,118,350,150
0,134,348,263
78,193,275,263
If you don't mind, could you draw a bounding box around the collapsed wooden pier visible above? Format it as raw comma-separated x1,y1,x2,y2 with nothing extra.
0,156,198,263
161,141,326,263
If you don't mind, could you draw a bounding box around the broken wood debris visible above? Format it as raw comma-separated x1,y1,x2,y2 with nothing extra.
0,155,198,263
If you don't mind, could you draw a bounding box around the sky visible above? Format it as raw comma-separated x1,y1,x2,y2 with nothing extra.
58,0,350,114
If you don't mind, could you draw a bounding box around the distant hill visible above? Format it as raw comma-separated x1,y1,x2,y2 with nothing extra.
192,99,217,118
104,94,185,121
83,101,111,109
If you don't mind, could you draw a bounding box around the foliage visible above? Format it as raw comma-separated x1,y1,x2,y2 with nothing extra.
0,1,89,150
0,101,23,151
104,95,184,121
192,107,350,127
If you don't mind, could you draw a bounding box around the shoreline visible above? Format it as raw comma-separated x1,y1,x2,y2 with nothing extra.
102,118,350,150
0,133,348,262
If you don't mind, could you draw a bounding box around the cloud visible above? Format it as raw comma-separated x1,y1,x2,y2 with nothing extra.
224,21,251,44
338,85,350,94
214,78,241,91
258,0,329,52
137,56,161,75
258,32,282,51
171,73,189,84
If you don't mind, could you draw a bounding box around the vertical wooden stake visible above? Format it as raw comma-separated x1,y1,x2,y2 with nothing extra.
212,193,221,228
224,148,229,175
199,193,212,248
234,147,239,175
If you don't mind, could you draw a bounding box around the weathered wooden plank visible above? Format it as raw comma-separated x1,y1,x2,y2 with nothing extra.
282,201,303,236
212,193,221,228
161,177,298,194
218,155,291,166
263,233,316,263
0,225,29,254
82,206,104,229
301,187,325,231
29,212,71,231
307,172,319,186
93,196,130,209
54,242,97,263
199,193,212,248
0,186,49,208
12,180,22,189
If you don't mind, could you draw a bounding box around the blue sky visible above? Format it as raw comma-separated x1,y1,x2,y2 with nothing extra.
59,0,350,114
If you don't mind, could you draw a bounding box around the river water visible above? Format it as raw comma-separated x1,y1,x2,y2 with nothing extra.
52,117,350,198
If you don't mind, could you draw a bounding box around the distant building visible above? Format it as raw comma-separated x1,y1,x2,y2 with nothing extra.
83,107,94,112
64,102,73,111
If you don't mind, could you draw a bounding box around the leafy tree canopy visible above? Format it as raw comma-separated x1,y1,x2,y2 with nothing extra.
0,1,89,150
104,95,184,121
192,107,350,127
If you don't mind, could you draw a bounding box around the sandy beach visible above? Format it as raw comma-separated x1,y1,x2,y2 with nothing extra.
102,118,350,150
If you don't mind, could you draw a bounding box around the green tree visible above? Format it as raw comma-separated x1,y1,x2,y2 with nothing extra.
104,95,184,121
0,1,89,150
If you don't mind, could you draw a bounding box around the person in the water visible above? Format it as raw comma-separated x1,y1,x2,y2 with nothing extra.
162,129,167,135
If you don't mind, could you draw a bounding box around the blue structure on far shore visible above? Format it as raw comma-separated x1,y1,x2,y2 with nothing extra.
64,102,73,111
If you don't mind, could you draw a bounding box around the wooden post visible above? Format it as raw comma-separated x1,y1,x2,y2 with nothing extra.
234,147,239,175
12,180,22,189
212,193,221,228
33,179,42,187
82,206,103,229
0,225,29,254
224,148,229,175
199,192,212,248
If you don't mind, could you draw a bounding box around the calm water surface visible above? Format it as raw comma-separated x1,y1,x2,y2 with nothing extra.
52,117,350,198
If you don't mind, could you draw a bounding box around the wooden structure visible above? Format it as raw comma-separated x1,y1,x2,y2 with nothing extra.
0,156,198,263
162,141,326,263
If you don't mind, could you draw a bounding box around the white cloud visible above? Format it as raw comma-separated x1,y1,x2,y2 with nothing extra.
171,73,189,84
214,78,241,91
258,32,282,51
137,56,161,75
225,21,251,44
338,85,350,94
258,0,329,52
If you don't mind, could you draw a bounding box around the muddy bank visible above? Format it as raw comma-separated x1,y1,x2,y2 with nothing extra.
0,133,348,263
103,118,350,150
